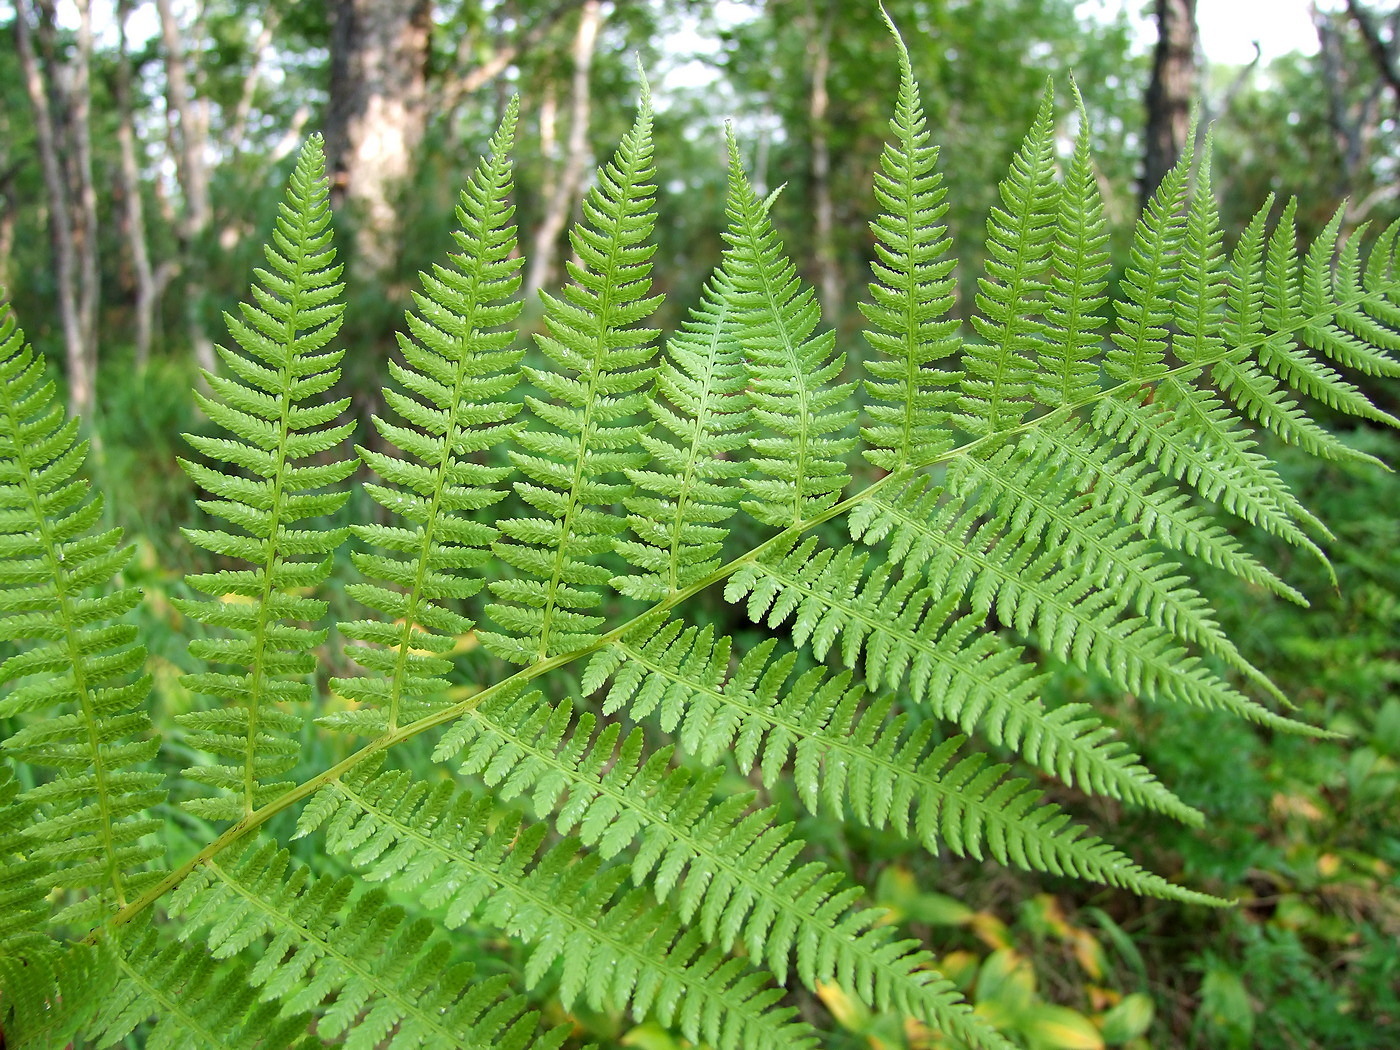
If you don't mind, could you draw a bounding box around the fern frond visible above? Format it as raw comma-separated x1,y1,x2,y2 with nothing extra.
434,689,1015,1047
1328,218,1400,376
729,526,1203,821
860,13,961,468
1094,146,1333,567
721,130,857,526
0,767,48,944
97,920,319,1050
332,101,524,734
0,301,166,925
583,621,1217,903
947,434,1289,704
845,484,1319,737
297,762,819,1050
1197,178,1385,468
614,269,752,600
174,135,354,820
1038,82,1109,408
1017,416,1305,605
0,940,112,1050
170,839,562,1050
957,86,1059,436
485,87,663,663
1102,134,1191,387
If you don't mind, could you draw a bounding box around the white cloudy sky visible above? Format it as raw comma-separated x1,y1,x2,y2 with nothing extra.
1171,0,1330,65
89,0,1341,80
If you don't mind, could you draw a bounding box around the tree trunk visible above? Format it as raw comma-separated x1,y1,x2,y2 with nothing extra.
1141,0,1198,209
156,0,217,378
524,0,603,302
115,0,160,367
1347,0,1400,105
325,0,433,285
15,0,98,420
806,0,841,321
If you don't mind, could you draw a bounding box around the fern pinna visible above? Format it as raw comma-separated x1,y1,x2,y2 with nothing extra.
2,14,1398,1048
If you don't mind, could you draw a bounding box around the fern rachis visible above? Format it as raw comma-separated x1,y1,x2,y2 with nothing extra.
2,16,1399,1050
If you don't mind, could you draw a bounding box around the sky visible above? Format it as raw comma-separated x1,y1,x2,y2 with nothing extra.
92,0,1340,84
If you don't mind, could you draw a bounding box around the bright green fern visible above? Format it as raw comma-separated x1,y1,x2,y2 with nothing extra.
2,15,1399,1050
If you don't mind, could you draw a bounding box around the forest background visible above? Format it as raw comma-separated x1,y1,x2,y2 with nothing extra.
1,0,1398,1047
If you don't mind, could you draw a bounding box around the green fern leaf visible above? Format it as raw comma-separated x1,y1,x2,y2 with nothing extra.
98,920,319,1049
485,86,663,662
614,269,752,600
1038,81,1109,408
720,130,857,526
170,839,564,1049
332,101,524,734
434,688,1015,1048
297,761,819,1050
729,527,1205,821
173,135,355,820
0,301,166,925
860,13,961,468
957,85,1059,436
587,621,1216,903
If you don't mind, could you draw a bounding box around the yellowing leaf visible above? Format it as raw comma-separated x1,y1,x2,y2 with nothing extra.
976,948,1035,1012
1022,1005,1105,1050
1099,992,1154,1044
816,980,871,1032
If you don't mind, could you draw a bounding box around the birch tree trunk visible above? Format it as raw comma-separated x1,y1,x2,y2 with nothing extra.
115,0,160,367
14,0,99,420
524,0,602,302
806,0,842,321
325,0,433,285
1141,0,1198,209
156,0,216,377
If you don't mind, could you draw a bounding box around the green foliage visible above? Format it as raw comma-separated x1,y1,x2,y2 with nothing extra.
2,20,1398,1050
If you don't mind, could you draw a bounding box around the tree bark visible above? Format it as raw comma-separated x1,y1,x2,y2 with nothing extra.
806,0,841,320
115,0,160,367
1346,0,1400,104
1141,0,1198,210
524,0,603,302
325,0,433,285
155,0,217,377
15,0,99,420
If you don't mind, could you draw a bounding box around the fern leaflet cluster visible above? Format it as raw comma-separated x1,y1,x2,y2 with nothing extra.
2,15,1398,1050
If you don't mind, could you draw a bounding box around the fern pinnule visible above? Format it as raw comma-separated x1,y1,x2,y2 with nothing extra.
615,270,752,600
0,767,48,947
1198,175,1382,468
1039,83,1109,409
957,86,1059,437
720,130,857,527
1103,135,1191,387
860,12,960,468
0,301,166,925
486,87,663,663
100,920,318,1050
1330,218,1400,374
1017,416,1306,604
332,101,525,734
590,621,1216,901
170,839,563,1050
174,134,354,820
297,762,820,1050
0,938,113,1049
948,435,1293,705
435,686,1016,1048
728,528,1204,822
